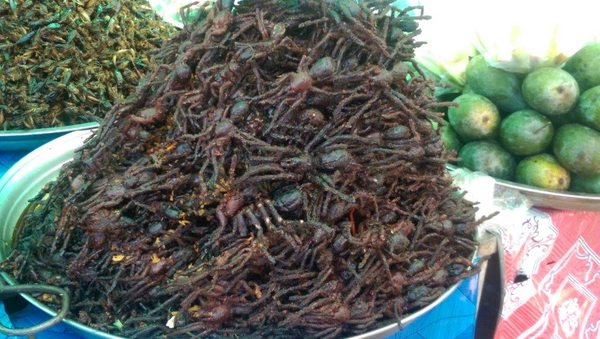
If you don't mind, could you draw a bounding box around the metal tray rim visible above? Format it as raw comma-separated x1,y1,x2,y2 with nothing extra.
0,122,99,152
446,164,600,211
0,122,99,138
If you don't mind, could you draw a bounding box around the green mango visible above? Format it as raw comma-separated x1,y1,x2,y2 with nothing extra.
570,174,600,194
448,93,500,141
459,141,516,180
522,67,579,116
564,43,600,91
553,123,600,176
466,55,527,114
499,109,554,156
574,85,600,131
515,154,570,191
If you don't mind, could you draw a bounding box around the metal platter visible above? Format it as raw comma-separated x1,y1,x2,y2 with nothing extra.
0,130,118,339
0,122,99,151
0,130,464,339
446,165,600,211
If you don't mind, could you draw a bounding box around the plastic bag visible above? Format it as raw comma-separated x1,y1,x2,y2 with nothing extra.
148,0,208,28
393,0,477,87
448,167,533,240
472,0,600,74
398,0,600,85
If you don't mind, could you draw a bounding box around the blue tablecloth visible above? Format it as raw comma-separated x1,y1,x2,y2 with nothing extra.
0,152,27,180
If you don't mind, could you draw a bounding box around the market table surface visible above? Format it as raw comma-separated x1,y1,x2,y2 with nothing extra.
494,209,600,339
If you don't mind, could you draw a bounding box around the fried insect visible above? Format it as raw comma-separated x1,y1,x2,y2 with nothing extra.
0,0,175,129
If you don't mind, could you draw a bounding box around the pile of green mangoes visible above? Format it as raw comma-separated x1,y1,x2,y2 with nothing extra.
441,44,600,194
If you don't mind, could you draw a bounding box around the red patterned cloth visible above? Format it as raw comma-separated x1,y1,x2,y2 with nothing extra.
495,209,600,339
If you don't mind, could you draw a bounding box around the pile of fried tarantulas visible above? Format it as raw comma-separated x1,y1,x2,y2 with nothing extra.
6,1,483,338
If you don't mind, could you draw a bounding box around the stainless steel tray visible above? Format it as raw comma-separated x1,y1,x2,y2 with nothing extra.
0,122,99,151
447,165,600,211
0,130,117,339
0,130,464,339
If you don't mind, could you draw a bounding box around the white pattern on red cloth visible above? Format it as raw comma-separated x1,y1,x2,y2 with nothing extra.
495,210,600,339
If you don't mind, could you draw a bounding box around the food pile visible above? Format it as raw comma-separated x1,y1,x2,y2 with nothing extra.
0,0,175,130
442,44,600,194
3,1,482,338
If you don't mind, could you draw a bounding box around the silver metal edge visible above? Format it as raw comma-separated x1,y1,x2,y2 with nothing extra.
0,129,121,338
446,164,600,211
346,282,462,339
0,122,99,152
0,122,99,137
